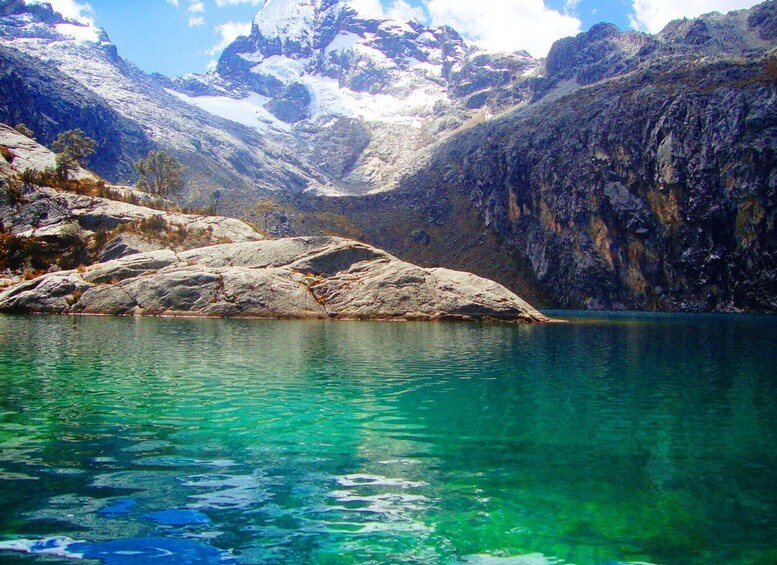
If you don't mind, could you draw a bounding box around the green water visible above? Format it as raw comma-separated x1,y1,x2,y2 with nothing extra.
0,313,775,564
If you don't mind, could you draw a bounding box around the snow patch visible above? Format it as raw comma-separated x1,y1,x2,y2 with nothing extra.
407,56,442,76
304,74,441,126
54,23,100,43
415,31,436,45
325,31,360,54
252,54,306,82
239,51,265,64
165,89,292,132
377,20,415,36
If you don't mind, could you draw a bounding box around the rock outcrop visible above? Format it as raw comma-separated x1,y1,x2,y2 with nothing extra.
2,183,262,245
0,237,550,322
0,124,262,253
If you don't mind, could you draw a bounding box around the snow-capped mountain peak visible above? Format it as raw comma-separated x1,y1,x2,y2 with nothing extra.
159,0,541,195
171,0,475,130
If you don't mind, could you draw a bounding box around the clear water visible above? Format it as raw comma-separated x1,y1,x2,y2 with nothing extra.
0,313,775,565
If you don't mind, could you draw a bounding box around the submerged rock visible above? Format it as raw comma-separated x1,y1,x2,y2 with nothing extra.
0,237,550,323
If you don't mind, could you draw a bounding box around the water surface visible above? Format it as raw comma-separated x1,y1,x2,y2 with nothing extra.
0,313,775,564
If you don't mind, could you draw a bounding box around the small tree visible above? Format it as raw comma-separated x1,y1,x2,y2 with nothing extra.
52,129,96,180
136,151,185,196
14,123,34,139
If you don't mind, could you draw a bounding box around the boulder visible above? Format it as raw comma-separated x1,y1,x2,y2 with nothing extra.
0,237,550,322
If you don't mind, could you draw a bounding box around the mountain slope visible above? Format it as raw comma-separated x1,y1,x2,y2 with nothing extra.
0,0,325,205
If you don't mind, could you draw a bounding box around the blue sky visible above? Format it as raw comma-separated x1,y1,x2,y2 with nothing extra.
33,0,764,77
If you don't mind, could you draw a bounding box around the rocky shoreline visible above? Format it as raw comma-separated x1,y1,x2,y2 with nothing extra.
0,237,551,323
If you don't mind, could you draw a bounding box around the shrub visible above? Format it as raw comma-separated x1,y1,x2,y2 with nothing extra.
139,214,168,233
22,269,46,281
14,124,34,139
19,168,36,185
1,179,24,205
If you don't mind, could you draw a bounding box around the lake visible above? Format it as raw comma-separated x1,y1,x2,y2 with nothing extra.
0,313,775,564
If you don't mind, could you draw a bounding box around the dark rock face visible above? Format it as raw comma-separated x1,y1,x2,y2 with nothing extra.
265,82,311,122
396,54,777,311
748,2,777,40
545,23,654,86
448,51,537,110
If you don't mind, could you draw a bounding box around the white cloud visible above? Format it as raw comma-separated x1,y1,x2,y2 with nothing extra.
426,0,581,56
345,0,425,21
188,1,205,13
387,0,425,21
630,0,763,33
189,15,205,26
166,0,179,6
564,0,581,12
208,20,252,55
214,0,263,6
26,0,95,25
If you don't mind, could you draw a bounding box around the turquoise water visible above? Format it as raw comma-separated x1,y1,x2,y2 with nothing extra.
0,313,775,564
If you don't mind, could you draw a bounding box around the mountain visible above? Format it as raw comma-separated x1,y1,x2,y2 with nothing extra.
0,0,537,200
0,0,774,311
0,0,327,207
165,0,538,196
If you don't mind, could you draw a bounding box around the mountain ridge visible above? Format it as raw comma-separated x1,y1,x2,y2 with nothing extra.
0,0,774,311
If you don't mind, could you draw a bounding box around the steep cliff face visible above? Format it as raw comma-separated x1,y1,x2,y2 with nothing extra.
383,12,777,311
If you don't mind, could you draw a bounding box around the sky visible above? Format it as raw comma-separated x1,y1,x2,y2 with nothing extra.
28,0,765,77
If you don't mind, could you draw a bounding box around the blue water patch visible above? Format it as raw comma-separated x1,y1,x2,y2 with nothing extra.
98,498,137,516
143,509,211,526
2,315,776,563
0,536,230,564
71,537,226,564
